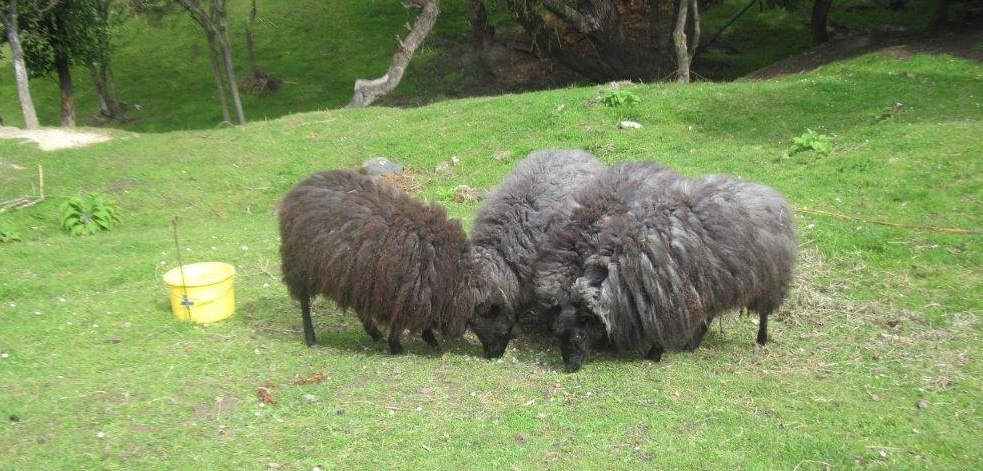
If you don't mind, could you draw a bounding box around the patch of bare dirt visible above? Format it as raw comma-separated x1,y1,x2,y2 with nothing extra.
0,126,111,151
389,18,983,104
746,18,983,80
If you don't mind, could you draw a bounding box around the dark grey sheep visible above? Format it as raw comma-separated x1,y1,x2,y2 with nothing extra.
467,149,605,358
278,170,485,355
537,167,797,372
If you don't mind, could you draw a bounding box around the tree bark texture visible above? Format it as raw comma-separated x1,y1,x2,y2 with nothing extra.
811,0,833,44
214,0,245,124
467,0,494,79
246,0,259,75
348,0,440,108
673,0,700,83
55,51,75,127
177,0,245,125
1,2,40,129
468,0,492,51
207,29,232,124
90,0,122,118
504,0,679,82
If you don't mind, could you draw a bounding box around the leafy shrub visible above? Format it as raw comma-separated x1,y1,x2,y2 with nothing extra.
60,193,122,236
600,89,641,108
789,129,832,156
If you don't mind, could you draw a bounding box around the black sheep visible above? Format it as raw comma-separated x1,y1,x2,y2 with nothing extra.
468,149,605,358
278,170,484,354
536,167,797,372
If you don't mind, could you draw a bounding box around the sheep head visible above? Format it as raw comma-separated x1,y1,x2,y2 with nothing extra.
469,290,514,358
552,288,607,373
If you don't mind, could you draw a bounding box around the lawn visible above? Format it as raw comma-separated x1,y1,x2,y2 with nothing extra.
1,50,982,469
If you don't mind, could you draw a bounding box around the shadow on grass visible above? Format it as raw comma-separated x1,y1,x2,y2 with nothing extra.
237,295,494,360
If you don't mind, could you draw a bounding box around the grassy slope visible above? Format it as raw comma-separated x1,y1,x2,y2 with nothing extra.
1,49,982,469
3,0,951,133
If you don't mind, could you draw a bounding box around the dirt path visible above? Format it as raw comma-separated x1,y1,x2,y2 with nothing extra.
746,19,983,79
0,126,111,151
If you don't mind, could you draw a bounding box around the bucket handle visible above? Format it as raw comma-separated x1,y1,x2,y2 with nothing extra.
180,283,234,307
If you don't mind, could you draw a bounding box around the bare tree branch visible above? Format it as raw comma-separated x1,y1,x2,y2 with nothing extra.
347,0,440,108
541,0,599,34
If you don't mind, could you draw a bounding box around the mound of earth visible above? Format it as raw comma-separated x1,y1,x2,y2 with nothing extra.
745,18,983,80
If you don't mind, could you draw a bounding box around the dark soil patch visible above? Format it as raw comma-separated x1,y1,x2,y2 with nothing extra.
743,17,983,79
389,17,982,107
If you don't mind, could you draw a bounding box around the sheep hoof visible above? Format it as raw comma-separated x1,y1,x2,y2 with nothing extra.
646,345,663,363
388,337,406,355
422,329,440,350
363,320,384,342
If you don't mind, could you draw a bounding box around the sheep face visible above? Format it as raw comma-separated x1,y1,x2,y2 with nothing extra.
470,295,514,358
552,301,607,373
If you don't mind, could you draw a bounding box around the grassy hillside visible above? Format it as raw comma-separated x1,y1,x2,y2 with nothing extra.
0,0,955,132
2,48,982,469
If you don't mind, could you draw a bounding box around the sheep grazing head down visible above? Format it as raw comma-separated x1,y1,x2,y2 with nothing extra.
551,289,608,373
469,290,515,359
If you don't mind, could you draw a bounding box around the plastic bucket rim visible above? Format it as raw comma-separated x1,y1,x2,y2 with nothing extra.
163,261,235,288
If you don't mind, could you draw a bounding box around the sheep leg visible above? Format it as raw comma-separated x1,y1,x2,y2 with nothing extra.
361,319,384,342
756,310,769,345
388,332,405,355
422,329,440,350
300,295,317,347
687,320,710,352
646,344,664,363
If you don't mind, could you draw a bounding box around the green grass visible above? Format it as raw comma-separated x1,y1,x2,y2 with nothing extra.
2,50,983,469
1,0,956,132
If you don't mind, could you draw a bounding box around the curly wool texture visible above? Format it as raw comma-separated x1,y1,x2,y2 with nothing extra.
533,161,683,312
470,149,605,320
553,170,798,355
278,170,478,347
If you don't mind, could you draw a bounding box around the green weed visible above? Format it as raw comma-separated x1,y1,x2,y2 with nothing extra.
788,128,833,156
60,193,122,236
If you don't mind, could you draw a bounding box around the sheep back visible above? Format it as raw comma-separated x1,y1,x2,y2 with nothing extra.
278,170,476,348
533,161,683,312
471,149,605,309
574,173,797,355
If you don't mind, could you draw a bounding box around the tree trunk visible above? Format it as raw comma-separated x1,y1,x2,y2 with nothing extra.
90,61,122,119
90,0,122,119
931,0,947,31
214,0,245,124
91,65,110,117
348,0,440,108
245,0,258,75
673,0,700,83
1,3,40,129
55,51,75,127
468,0,491,51
467,0,493,79
505,0,679,82
178,0,245,125
206,29,232,125
812,0,833,44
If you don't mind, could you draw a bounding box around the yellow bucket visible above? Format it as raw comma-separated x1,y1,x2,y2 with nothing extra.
163,262,236,323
